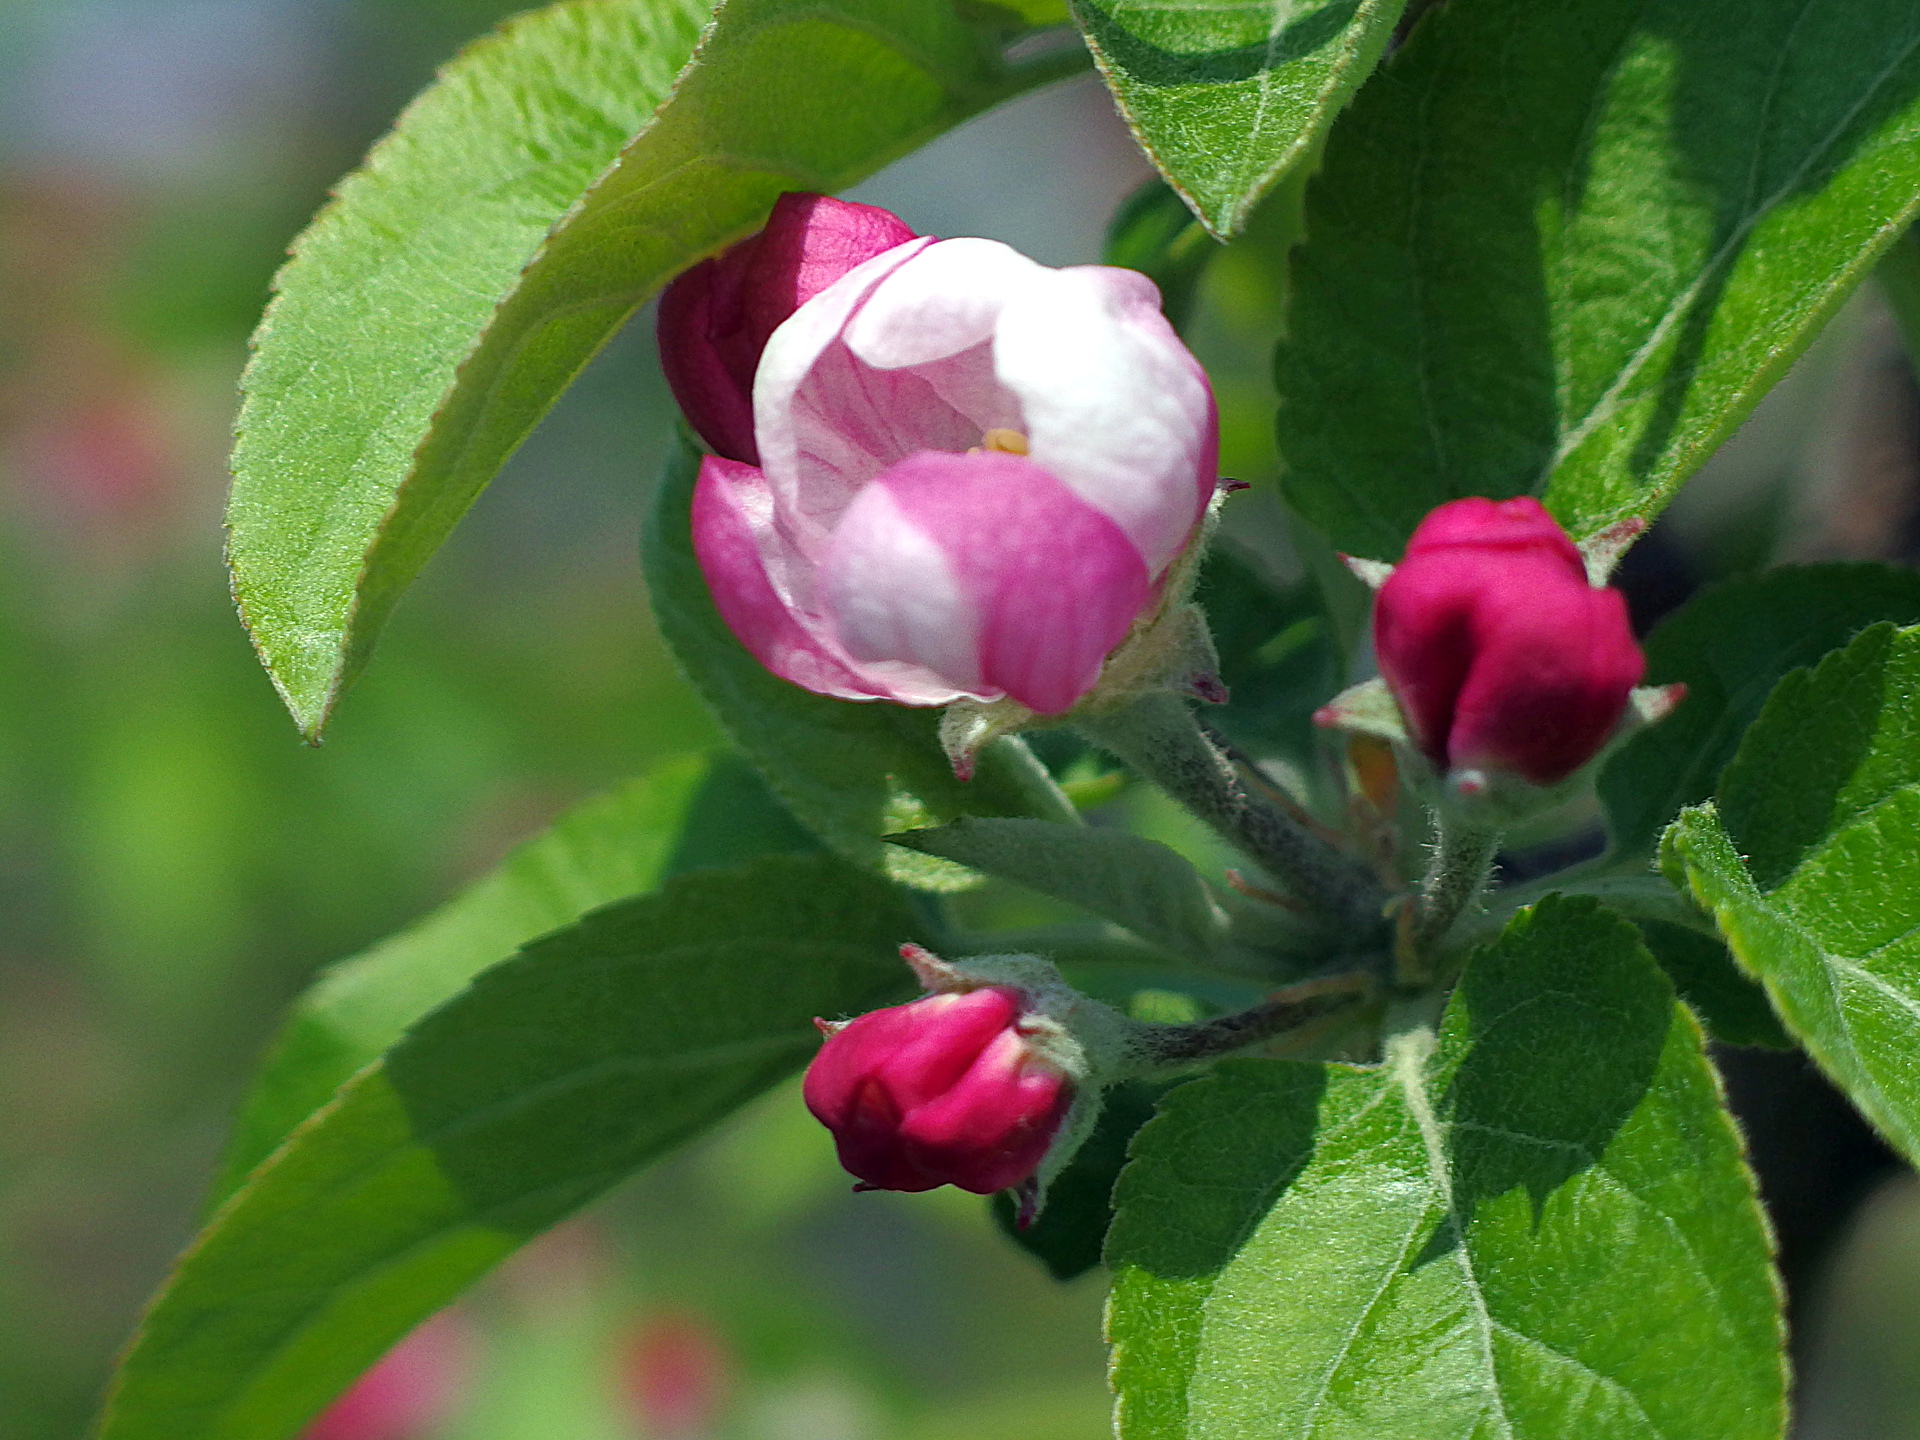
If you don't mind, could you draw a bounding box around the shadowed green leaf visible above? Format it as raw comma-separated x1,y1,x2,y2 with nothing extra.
1278,0,1920,559
212,751,815,1200
643,438,1077,891
1600,564,1920,859
892,816,1230,961
230,0,1076,736
1107,896,1783,1439
1670,621,1920,1165
1072,0,1406,237
100,855,918,1440
1637,918,1790,1051
1194,544,1344,769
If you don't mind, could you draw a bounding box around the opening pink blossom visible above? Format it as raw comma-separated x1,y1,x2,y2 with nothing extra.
674,202,1217,716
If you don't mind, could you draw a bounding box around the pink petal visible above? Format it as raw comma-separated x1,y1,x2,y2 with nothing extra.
1401,495,1585,577
752,237,938,529
842,237,1042,369
821,450,1152,716
658,194,918,465
657,264,759,464
1447,579,1643,785
692,456,967,705
996,265,1216,575
1375,503,1644,786
755,239,1035,552
744,193,918,334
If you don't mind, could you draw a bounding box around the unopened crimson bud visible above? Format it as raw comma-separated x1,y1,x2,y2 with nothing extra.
657,192,917,464
803,983,1075,1196
1374,496,1644,788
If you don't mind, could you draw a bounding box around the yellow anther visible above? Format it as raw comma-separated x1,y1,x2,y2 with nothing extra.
981,428,1029,455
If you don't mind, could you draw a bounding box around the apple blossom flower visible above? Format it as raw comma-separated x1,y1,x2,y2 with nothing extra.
1373,496,1644,787
804,982,1075,1196
666,198,1218,717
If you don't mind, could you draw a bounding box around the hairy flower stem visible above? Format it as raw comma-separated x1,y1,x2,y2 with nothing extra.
1408,815,1499,978
1078,694,1388,934
1133,973,1373,1067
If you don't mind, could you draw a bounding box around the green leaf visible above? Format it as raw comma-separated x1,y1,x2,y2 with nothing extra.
1637,918,1790,1051
891,816,1230,962
100,854,917,1440
643,437,1077,891
1194,545,1344,769
212,751,813,1201
1072,0,1407,238
1600,564,1920,860
1277,0,1920,560
1107,895,1783,1439
1669,621,1920,1166
230,0,1070,738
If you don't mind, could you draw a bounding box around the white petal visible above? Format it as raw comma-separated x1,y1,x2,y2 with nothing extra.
819,483,993,700
842,238,1043,369
754,237,934,525
995,265,1213,574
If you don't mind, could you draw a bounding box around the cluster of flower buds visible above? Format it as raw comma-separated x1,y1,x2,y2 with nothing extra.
657,199,1687,1206
658,193,1219,724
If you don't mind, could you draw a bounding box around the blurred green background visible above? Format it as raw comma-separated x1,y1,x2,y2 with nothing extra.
2,5,1919,1439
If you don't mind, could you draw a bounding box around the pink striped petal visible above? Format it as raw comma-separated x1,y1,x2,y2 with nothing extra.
658,194,917,464
995,265,1215,574
841,238,1041,369
752,236,938,541
691,456,966,705
820,451,1152,716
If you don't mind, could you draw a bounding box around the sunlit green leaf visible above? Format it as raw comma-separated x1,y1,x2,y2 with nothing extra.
1670,621,1920,1165
230,0,1077,736
1278,0,1920,558
1108,896,1783,1439
1073,0,1406,237
100,855,917,1440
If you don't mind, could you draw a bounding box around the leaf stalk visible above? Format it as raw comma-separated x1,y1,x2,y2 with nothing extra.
1076,693,1389,934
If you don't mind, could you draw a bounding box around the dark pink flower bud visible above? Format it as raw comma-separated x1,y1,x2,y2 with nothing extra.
657,192,917,463
803,985,1074,1195
1374,496,1644,787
